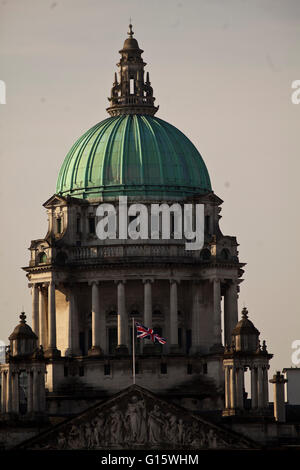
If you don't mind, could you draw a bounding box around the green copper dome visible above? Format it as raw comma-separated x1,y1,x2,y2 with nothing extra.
56,114,212,200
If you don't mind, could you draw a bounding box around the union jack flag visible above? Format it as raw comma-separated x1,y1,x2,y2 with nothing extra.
135,322,167,345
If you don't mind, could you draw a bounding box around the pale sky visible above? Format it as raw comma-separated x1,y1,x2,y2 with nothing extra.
0,0,300,394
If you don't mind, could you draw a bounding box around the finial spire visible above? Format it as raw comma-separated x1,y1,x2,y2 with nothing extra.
128,22,134,38
19,311,27,323
241,306,248,319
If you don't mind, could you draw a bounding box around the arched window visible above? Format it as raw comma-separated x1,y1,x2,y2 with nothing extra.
220,249,230,261
39,252,47,263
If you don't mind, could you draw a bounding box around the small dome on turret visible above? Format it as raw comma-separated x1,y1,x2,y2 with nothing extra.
9,312,38,357
231,307,260,353
121,24,141,51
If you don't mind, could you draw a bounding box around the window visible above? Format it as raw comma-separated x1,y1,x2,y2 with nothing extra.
89,217,95,234
187,363,193,375
203,363,208,374
104,364,111,375
57,218,62,234
79,367,84,377
79,332,85,356
76,217,81,234
39,252,47,263
109,328,118,354
220,249,230,261
160,363,167,374
200,248,211,261
64,366,69,377
130,78,134,94
88,329,92,350
186,329,192,354
178,328,182,348
205,215,210,234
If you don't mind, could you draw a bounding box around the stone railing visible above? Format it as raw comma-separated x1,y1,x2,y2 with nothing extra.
69,244,196,262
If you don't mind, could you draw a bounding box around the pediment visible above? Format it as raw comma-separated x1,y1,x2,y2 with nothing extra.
18,385,256,450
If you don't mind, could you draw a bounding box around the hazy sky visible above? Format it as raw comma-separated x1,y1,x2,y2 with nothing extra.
0,0,300,390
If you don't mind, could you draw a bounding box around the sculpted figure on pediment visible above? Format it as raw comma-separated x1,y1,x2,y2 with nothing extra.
124,395,147,444
148,404,164,444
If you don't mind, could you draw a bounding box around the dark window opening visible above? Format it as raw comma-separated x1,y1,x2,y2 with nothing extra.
135,362,139,375
39,252,47,263
186,329,192,354
88,329,92,350
104,364,111,375
178,328,182,348
79,332,85,356
64,367,69,377
89,217,95,234
76,217,81,234
205,215,210,234
220,249,230,261
203,363,208,374
200,248,211,261
79,366,84,377
109,328,118,354
160,363,167,374
57,218,62,234
187,363,193,375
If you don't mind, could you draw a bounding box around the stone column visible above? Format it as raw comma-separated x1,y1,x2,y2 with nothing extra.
65,288,78,357
191,281,203,354
38,286,47,348
27,371,33,414
32,284,39,336
6,369,12,413
236,367,244,409
229,366,236,409
12,372,19,413
224,281,238,347
39,369,46,413
46,281,60,358
257,365,264,409
263,367,269,408
211,278,222,350
269,371,287,422
170,279,179,351
1,371,6,413
89,281,102,356
32,369,39,413
224,366,230,409
143,279,154,351
116,281,128,354
251,366,258,409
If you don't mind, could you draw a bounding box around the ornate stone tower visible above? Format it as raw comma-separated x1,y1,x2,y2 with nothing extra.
223,307,273,417
107,24,158,116
0,312,46,420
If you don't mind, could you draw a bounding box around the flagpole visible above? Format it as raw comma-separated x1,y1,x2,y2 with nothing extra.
132,317,136,385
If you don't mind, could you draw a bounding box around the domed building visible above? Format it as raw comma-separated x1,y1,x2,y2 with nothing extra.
22,24,243,414
3,25,298,451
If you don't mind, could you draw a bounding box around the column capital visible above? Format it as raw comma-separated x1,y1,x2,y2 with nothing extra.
114,279,126,285
142,278,154,284
169,278,180,285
